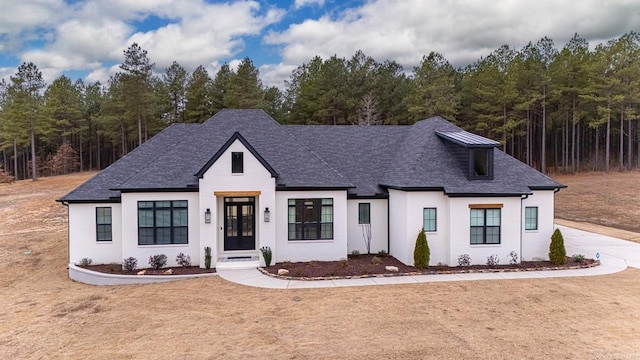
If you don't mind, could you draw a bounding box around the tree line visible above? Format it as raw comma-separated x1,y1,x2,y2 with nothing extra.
0,32,639,181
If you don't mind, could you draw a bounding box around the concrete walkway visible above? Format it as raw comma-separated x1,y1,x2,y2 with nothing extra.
217,225,637,289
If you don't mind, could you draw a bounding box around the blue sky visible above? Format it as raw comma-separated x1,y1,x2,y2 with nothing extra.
1,0,639,88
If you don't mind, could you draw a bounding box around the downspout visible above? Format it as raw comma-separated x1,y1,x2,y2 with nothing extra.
387,197,391,254
60,201,70,268
520,194,528,264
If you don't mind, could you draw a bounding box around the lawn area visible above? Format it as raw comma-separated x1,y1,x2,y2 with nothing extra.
1,172,639,359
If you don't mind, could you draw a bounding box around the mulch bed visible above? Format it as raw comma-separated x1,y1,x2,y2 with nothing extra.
261,254,599,280
80,264,216,276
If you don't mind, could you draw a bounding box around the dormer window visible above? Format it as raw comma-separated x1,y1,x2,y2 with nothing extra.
470,148,493,180
436,130,498,182
231,152,243,173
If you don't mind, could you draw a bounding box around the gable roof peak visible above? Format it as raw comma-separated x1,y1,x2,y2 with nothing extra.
195,131,279,178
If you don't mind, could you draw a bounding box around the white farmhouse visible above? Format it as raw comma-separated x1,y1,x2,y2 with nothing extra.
59,109,565,270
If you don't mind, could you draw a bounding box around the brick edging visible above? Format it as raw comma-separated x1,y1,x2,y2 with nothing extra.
257,260,601,281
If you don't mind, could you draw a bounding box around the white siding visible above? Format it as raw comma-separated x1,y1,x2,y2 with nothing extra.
275,190,348,262
448,197,522,265
522,190,556,261
405,192,450,265
199,139,277,267
389,190,450,266
347,199,388,255
68,203,122,265
388,189,409,265
120,192,200,267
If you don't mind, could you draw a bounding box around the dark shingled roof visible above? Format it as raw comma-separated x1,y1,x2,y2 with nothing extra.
59,110,564,203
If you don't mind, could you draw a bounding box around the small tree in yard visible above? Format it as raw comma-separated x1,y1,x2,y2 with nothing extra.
549,228,567,265
413,228,430,269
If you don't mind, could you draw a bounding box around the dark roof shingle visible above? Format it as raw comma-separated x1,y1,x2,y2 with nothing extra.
60,110,564,202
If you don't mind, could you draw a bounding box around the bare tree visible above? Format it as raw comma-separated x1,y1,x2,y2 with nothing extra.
356,93,382,125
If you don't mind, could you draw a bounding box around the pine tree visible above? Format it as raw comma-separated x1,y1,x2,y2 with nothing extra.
119,43,154,146
413,228,430,269
224,57,265,109
406,52,460,122
7,62,45,180
185,66,213,123
549,228,567,265
163,61,187,123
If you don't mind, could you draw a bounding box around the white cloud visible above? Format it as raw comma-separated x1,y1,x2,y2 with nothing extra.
130,1,284,72
259,63,297,89
294,0,326,9
266,0,640,72
0,0,68,51
2,0,285,85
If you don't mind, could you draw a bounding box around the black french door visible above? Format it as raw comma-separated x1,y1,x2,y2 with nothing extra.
223,197,255,251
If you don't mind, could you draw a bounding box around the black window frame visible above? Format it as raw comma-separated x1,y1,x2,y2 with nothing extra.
470,208,501,244
525,206,538,231
469,148,493,180
358,203,370,224
138,200,188,245
96,207,112,242
231,152,244,174
423,207,437,232
288,198,333,240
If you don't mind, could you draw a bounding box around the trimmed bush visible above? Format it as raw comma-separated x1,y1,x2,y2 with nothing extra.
149,254,167,269
486,254,500,267
77,258,92,267
175,253,191,267
122,257,138,272
549,228,567,265
413,228,430,269
457,254,471,267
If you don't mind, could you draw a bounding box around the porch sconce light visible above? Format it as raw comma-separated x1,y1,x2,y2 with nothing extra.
264,207,270,222
204,208,211,224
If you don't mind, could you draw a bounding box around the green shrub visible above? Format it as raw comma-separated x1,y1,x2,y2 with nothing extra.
149,254,167,269
122,257,138,272
175,252,191,267
204,247,212,270
413,228,430,269
549,228,567,265
260,246,273,267
571,254,586,263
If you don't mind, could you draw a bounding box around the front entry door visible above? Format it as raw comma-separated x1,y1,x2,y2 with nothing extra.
224,197,255,251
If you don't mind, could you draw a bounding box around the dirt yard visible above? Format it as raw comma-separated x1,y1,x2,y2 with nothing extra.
1,172,640,359
555,170,640,234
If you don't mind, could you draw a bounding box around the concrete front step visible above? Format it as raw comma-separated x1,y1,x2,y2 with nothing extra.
216,256,260,270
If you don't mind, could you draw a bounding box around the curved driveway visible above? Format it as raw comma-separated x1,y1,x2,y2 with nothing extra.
217,225,638,289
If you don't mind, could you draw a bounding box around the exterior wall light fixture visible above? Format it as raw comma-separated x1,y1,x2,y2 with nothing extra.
204,208,211,224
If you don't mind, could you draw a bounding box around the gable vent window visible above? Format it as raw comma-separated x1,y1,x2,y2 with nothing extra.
469,148,493,180
232,152,244,174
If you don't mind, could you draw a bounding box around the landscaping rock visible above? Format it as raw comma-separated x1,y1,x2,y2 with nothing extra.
385,266,399,272
163,269,173,275
137,269,146,275
278,269,289,275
